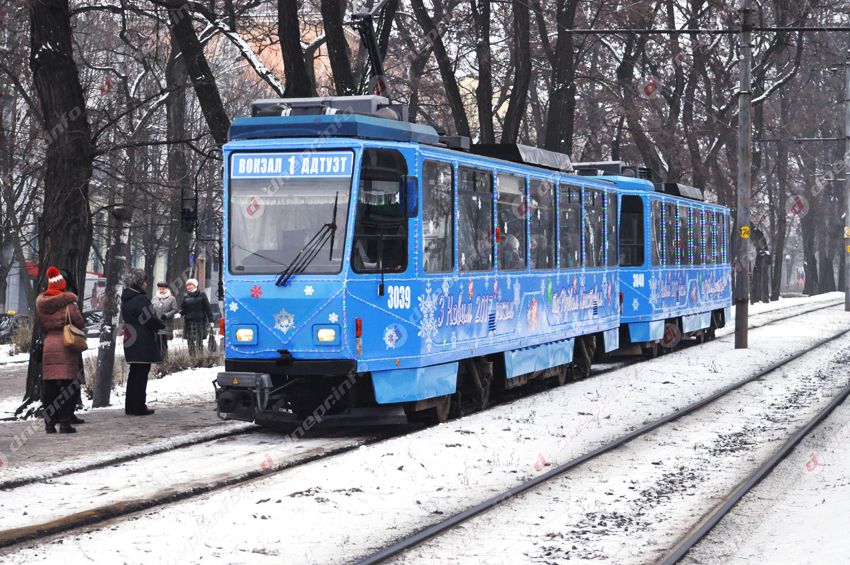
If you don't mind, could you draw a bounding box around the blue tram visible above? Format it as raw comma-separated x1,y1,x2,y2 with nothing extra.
214,96,731,425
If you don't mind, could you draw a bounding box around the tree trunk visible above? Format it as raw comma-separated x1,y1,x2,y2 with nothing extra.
470,0,494,143
167,1,230,145
92,196,129,408
20,0,94,416
279,0,313,98
770,88,790,300
165,38,192,286
500,0,531,144
410,0,470,137
542,0,578,154
801,199,819,295
320,0,355,96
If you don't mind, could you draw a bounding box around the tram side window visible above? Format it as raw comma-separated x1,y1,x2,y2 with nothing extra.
652,199,663,266
706,211,715,265
679,206,690,266
351,148,408,273
497,174,527,271
422,161,454,273
530,179,556,269
620,195,644,267
694,209,705,266
559,185,581,269
665,203,678,266
584,188,605,268
458,167,494,272
607,193,619,267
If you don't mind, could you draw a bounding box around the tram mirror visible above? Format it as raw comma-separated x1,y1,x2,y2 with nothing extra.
402,176,419,218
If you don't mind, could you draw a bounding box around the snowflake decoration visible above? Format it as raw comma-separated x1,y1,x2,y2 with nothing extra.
539,279,546,297
328,312,339,324
417,282,439,353
632,298,640,312
513,281,521,306
451,331,458,349
304,285,314,296
383,326,400,349
649,277,660,306
273,307,295,334
228,302,239,313
250,285,263,298
441,277,451,297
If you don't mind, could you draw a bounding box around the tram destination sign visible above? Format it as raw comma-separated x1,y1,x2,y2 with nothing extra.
231,151,353,179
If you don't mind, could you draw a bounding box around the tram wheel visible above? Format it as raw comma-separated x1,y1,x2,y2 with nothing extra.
452,359,494,417
405,395,452,425
573,336,595,380
642,342,660,359
555,365,569,387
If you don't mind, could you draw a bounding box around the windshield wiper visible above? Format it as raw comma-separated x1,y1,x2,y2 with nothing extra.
276,192,339,287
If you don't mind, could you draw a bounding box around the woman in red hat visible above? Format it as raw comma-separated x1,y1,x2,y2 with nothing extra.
36,266,86,433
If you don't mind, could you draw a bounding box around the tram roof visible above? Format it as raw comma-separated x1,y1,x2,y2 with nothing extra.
228,114,441,146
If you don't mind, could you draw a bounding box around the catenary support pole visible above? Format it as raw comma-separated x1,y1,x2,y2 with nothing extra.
844,50,850,312
735,0,753,348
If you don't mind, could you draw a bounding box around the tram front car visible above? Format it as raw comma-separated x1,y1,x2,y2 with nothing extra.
216,97,424,425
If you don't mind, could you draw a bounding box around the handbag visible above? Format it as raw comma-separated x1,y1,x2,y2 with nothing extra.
207,326,217,353
63,306,88,353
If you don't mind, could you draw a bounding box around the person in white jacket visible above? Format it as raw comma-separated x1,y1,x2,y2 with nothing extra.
151,281,179,359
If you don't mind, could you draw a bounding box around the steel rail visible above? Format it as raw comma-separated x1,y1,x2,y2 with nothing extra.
354,317,850,564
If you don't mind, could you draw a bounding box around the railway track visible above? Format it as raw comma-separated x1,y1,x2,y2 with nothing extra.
659,377,850,564
352,306,850,565
0,299,840,554
0,424,407,550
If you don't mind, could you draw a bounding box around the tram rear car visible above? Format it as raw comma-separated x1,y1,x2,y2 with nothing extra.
586,167,732,355
216,97,622,425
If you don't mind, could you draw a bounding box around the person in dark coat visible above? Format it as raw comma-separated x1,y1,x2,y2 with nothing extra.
181,278,213,358
152,281,179,360
121,269,164,416
59,268,86,425
36,266,86,434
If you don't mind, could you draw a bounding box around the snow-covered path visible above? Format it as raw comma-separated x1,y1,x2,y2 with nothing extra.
1,302,847,563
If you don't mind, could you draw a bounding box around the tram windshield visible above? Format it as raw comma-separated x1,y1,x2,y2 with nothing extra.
228,151,353,275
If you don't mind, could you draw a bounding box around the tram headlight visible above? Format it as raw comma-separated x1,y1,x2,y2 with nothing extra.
317,328,336,342
313,325,340,345
234,326,257,344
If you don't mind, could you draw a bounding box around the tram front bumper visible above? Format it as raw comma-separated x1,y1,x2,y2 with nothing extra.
214,372,273,421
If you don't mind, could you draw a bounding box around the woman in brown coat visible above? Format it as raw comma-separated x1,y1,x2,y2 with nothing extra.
36,266,86,433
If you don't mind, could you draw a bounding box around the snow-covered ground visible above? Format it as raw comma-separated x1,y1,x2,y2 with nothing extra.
0,337,218,419
684,389,850,564
0,302,846,563
0,343,29,365
392,320,850,563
